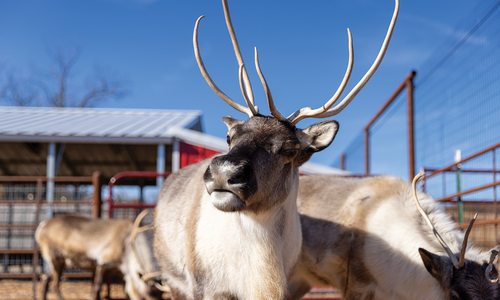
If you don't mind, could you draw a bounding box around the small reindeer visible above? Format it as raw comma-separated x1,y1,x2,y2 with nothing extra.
35,211,162,300
288,173,500,299
154,0,398,299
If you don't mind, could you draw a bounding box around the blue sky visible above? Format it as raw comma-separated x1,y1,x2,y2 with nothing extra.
0,0,484,166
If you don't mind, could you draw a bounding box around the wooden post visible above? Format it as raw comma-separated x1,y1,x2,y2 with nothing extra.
92,171,102,219
406,71,416,180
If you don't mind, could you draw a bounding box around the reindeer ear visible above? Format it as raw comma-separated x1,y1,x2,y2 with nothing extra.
222,116,244,131
486,247,500,283
298,120,339,153
419,248,453,285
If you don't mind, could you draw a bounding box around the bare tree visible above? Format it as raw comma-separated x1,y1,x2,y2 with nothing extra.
0,49,126,107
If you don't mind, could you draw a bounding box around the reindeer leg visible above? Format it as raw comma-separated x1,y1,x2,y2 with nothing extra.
52,258,65,300
41,273,51,300
93,265,104,300
40,252,56,300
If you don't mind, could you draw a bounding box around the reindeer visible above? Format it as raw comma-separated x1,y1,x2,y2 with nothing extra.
35,211,162,300
153,0,398,299
288,173,500,299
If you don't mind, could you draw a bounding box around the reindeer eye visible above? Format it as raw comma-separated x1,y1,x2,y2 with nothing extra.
280,141,300,157
280,148,298,157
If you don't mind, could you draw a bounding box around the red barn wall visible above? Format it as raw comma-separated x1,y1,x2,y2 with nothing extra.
180,141,220,168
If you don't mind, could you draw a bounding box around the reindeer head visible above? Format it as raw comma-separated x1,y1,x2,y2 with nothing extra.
418,248,499,300
412,173,500,299
197,0,398,212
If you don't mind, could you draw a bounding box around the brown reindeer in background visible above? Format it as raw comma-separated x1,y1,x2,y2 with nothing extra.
153,0,398,299
35,211,162,300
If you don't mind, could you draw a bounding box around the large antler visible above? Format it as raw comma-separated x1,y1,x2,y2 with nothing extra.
412,171,477,270
193,0,258,118
287,0,399,125
194,0,398,125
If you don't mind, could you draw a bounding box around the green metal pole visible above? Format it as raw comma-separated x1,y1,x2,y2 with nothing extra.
455,150,464,224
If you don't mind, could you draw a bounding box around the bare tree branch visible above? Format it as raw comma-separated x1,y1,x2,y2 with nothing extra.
78,76,125,107
49,49,80,107
1,75,39,106
0,48,126,108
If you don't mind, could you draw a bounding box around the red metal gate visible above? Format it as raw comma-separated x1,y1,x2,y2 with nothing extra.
107,171,170,218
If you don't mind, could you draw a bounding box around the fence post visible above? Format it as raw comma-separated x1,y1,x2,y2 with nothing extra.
406,71,417,180
32,178,44,300
364,127,370,175
340,152,346,171
46,143,56,217
455,150,464,224
92,171,102,219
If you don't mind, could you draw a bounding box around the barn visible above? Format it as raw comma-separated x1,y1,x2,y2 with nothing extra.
0,106,345,280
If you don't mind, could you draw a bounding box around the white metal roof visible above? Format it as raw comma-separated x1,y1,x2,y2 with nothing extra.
0,106,345,175
170,127,348,175
0,106,202,143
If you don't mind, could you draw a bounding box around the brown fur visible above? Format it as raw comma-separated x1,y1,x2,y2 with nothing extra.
36,214,161,300
36,215,130,300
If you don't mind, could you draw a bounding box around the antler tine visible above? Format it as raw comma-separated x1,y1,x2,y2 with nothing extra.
288,0,399,125
141,271,163,282
130,209,151,242
222,0,258,114
288,28,354,124
193,16,253,117
411,171,460,269
238,64,259,115
458,213,478,268
254,47,285,121
130,209,154,273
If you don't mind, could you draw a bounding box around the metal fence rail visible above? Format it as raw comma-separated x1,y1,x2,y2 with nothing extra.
421,143,499,248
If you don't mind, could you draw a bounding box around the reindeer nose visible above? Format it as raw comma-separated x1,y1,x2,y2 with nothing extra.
204,156,253,192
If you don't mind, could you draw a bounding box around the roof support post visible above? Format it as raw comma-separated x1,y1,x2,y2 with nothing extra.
46,142,56,217
157,143,166,188
172,138,180,173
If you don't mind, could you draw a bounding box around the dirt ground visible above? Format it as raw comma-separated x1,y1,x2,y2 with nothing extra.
0,280,128,300
0,280,340,300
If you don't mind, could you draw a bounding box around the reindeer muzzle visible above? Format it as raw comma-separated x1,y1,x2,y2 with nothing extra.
203,154,256,212
209,190,245,212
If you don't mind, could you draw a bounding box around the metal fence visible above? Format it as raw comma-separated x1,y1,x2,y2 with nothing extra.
106,171,169,220
422,143,499,249
336,0,500,177
0,174,102,280
334,0,500,249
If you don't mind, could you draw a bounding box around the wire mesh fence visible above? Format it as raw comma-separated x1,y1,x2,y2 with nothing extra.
335,0,500,249
337,0,500,177
0,175,98,279
415,0,500,172
332,132,365,173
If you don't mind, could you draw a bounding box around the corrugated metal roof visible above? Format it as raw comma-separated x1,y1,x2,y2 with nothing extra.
0,106,202,143
0,106,344,175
